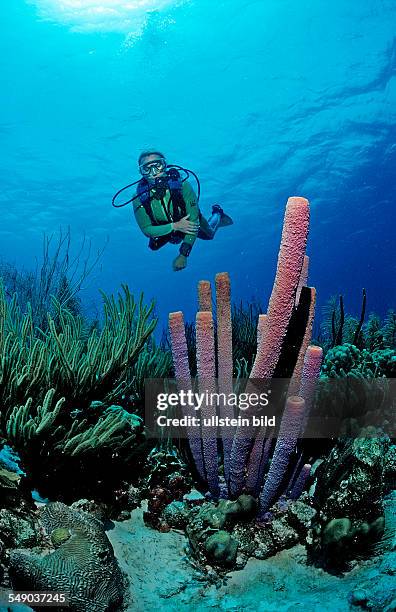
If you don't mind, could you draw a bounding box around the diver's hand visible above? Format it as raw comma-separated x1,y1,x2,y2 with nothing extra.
172,254,188,272
172,215,199,235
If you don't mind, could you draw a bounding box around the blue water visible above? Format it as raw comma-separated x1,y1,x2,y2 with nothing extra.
1,0,395,330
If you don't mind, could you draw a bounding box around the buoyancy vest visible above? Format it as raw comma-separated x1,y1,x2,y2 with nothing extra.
136,169,187,226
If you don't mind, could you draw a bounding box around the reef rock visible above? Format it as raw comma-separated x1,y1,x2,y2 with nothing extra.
385,444,396,490
186,494,256,567
9,502,125,612
313,436,389,520
310,436,389,567
162,500,190,530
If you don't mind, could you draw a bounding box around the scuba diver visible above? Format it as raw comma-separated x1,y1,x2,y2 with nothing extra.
113,150,233,271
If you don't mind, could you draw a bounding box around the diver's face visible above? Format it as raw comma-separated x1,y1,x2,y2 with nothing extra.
139,154,167,184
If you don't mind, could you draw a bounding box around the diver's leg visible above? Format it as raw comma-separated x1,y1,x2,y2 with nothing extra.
198,216,218,240
197,205,230,240
148,235,171,250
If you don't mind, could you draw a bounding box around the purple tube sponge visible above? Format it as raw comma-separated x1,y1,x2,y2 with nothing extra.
196,311,220,498
169,311,205,482
290,463,311,500
258,396,305,519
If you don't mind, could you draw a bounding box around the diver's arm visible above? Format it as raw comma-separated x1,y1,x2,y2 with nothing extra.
133,203,173,238
179,181,199,254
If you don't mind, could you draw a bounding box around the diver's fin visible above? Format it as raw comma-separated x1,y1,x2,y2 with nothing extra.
219,212,233,227
211,204,233,227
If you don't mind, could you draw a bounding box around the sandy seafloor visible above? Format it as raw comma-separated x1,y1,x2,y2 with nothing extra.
107,493,396,612
2,492,395,612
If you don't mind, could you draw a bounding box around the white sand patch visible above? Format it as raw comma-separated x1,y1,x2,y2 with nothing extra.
108,494,395,611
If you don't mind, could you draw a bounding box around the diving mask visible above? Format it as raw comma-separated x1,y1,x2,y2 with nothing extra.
139,158,167,177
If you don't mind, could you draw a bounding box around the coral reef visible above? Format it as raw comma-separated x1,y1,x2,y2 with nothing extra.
9,502,125,612
163,196,393,572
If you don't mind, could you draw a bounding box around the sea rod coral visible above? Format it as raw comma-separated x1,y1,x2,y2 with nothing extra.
0,283,157,494
168,197,322,518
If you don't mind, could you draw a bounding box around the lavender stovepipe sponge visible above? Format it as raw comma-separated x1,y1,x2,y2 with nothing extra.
196,310,220,498
215,272,234,486
258,395,306,519
298,344,323,434
169,311,205,482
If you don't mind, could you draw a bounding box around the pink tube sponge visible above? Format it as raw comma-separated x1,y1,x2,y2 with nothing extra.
169,311,205,481
196,311,219,497
229,197,310,498
169,311,191,381
252,197,310,379
215,273,233,382
215,272,234,484
290,463,311,500
196,311,216,378
198,280,212,312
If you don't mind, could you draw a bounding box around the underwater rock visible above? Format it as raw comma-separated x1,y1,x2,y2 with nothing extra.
235,498,314,563
162,500,190,530
385,445,396,490
286,498,317,536
313,437,389,520
183,488,205,505
322,517,352,548
219,494,257,517
9,501,125,612
70,498,110,523
144,485,173,531
269,516,299,550
348,565,396,612
231,523,259,565
350,588,368,606
184,493,315,569
143,474,192,530
185,494,256,568
314,514,385,568
204,531,239,566
127,484,141,508
140,447,193,530
0,509,39,549
253,528,277,560
308,437,390,568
